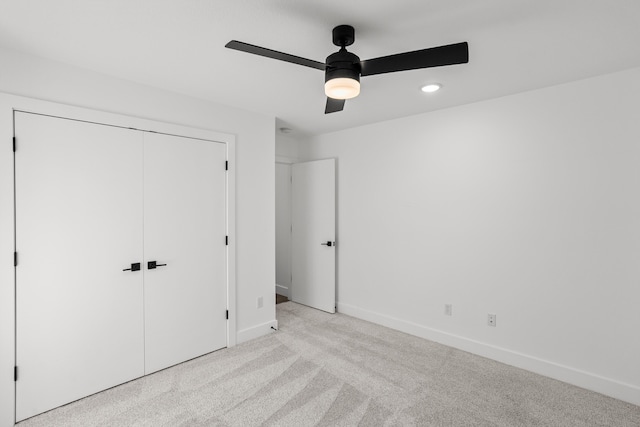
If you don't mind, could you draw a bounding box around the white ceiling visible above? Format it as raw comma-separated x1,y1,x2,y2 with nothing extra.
1,1,640,136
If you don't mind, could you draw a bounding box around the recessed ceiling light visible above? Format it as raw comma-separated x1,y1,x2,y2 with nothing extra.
421,83,442,93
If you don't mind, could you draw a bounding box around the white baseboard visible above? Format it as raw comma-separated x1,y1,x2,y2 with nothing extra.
237,319,278,344
275,284,289,299
337,302,640,406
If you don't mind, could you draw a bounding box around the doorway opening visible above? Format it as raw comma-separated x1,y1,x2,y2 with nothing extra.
275,158,336,313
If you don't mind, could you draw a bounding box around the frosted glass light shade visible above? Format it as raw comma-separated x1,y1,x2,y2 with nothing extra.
324,78,360,100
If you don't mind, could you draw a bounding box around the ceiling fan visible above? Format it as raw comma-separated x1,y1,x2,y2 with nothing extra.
225,25,469,114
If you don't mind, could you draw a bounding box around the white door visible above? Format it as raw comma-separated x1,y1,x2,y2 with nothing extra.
15,113,145,421
291,159,336,313
143,132,227,374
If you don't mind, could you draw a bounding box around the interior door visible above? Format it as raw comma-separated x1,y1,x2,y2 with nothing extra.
291,159,336,313
15,113,144,421
143,132,227,374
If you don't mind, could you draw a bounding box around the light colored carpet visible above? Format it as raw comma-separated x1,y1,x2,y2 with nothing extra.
18,302,640,426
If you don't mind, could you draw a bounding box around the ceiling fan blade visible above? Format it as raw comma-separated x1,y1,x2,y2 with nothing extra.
325,97,345,114
225,40,326,71
360,42,468,77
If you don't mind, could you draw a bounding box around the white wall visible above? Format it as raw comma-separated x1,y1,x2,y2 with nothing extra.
276,132,301,160
299,67,640,405
0,46,276,426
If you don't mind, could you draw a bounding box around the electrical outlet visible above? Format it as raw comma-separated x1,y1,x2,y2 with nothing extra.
445,304,452,316
257,296,263,309
488,313,496,327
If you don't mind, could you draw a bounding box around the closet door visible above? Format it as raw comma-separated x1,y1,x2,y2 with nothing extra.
143,133,227,374
15,113,144,421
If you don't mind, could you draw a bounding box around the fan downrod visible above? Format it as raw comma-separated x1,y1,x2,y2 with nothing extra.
332,25,355,47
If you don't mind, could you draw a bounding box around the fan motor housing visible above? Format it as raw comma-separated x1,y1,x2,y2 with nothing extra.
325,49,361,83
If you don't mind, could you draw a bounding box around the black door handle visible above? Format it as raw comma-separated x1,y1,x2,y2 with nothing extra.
123,263,141,272
147,261,167,270
321,241,335,247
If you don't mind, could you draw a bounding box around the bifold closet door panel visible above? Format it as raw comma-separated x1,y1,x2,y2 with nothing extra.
143,133,227,374
15,113,145,422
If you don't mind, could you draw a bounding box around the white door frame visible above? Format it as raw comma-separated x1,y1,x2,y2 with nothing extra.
0,93,237,426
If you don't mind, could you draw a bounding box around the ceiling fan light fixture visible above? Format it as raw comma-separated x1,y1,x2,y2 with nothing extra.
325,77,361,100
324,46,361,100
421,83,442,93
226,24,469,114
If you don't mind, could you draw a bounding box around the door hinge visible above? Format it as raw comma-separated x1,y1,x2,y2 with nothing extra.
225,161,228,171
14,252,17,267
13,137,16,152
226,310,229,320
14,366,18,382
225,236,228,246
